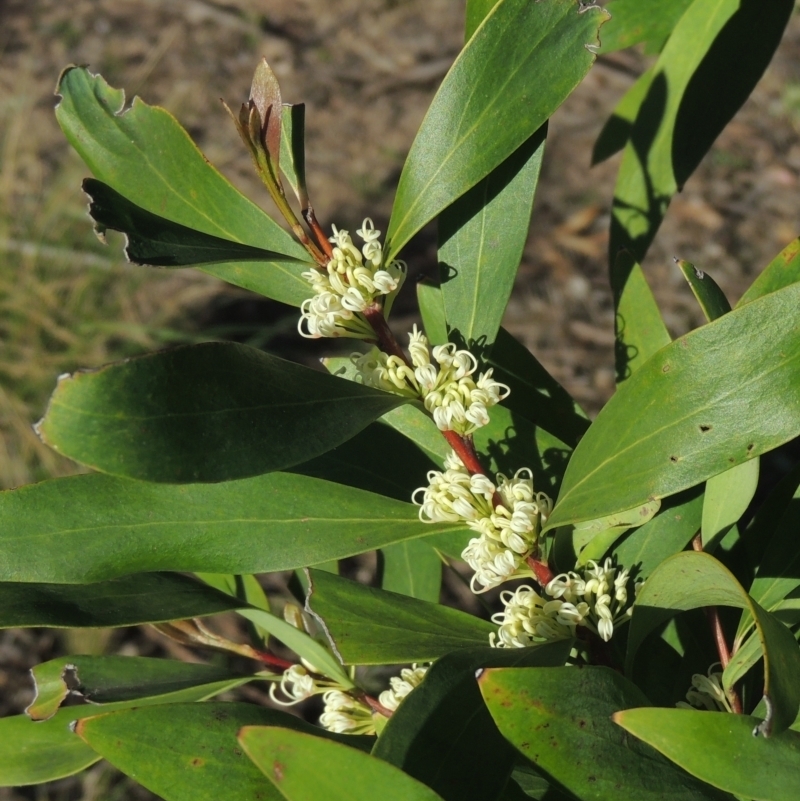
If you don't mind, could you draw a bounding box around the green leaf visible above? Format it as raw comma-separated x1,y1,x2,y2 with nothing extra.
487,327,589,449
610,0,792,263
37,341,409,482
417,281,449,347
306,568,492,664
382,539,442,602
592,67,655,165
677,259,732,322
55,66,313,303
0,572,244,628
236,608,353,688
279,104,308,207
0,682,246,787
599,0,694,54
738,236,800,306
610,487,704,581
27,656,248,721
465,0,500,40
480,666,726,801
611,249,671,386
74,703,374,801
545,283,800,531
626,551,800,735
83,178,304,268
379,405,450,465
0,472,462,584
702,458,759,548
613,708,800,801
385,0,607,262
240,726,445,801
438,126,546,350
372,643,572,801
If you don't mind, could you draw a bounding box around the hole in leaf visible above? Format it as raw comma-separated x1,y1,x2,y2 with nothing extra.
699,424,712,433
670,455,679,463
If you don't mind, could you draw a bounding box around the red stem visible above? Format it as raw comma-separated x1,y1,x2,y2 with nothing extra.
253,649,295,671
303,205,334,260
362,305,412,365
359,691,394,718
691,534,743,713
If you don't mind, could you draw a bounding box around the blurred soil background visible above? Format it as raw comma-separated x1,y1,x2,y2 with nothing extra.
1,1,800,798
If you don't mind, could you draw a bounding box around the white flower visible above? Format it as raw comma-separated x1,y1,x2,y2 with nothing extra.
299,219,406,339
378,664,428,712
269,665,328,706
319,690,376,735
676,665,733,713
355,327,509,437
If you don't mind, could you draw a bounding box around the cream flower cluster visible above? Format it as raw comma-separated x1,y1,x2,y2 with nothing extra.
413,451,552,592
268,663,340,706
378,664,428,712
353,327,509,436
491,558,636,647
319,690,376,735
299,219,406,339
676,665,733,713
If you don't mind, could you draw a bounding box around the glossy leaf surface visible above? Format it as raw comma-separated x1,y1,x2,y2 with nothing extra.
480,666,725,801
738,235,800,306
306,569,493,664
386,0,607,262
382,539,442,602
240,726,445,801
75,703,373,801
373,643,572,801
37,342,409,482
0,472,460,583
614,708,800,801
546,283,800,530
0,572,243,627
626,551,800,735
56,66,313,303
438,126,546,350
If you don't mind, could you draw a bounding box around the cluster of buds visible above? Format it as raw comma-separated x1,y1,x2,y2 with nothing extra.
491,558,637,646
299,220,406,339
319,690,377,735
378,664,428,712
355,327,510,436
676,665,733,713
413,451,552,592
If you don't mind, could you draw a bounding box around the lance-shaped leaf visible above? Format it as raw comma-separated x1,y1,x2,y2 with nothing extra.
417,281,449,346
385,0,608,262
83,178,304,268
738,235,800,306
381,539,442,602
74,703,374,801
545,282,800,531
27,656,251,721
240,726,444,801
480,666,727,801
610,0,792,264
0,572,245,628
37,341,411,482
280,104,308,208
0,472,465,584
613,708,800,801
305,569,493,664
612,249,671,386
56,66,314,304
626,551,800,736
0,681,247,787
677,260,731,322
487,327,589,449
599,0,694,54
438,126,546,351
373,643,572,801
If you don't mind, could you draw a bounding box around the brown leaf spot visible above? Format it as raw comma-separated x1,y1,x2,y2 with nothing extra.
191,758,205,767
670,455,679,463
273,761,285,782
662,364,671,373
699,424,712,433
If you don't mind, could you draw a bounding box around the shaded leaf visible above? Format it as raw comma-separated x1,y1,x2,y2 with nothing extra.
74,703,373,801
372,643,572,801
480,666,726,801
55,66,313,303
545,283,800,531
626,551,800,735
240,726,444,801
306,568,492,664
386,0,607,262
614,707,800,801
0,472,461,584
417,281,449,346
83,178,302,267
677,259,731,322
37,341,410,482
599,0,694,54
702,458,759,548
0,572,244,628
382,539,442,602
280,103,308,207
